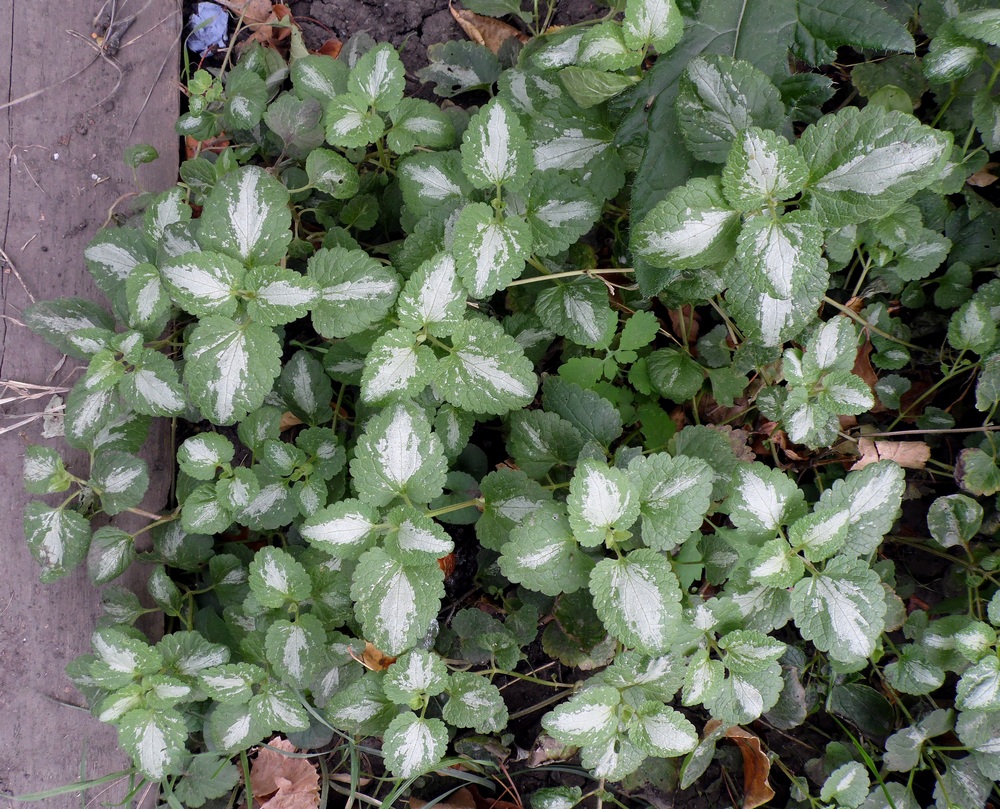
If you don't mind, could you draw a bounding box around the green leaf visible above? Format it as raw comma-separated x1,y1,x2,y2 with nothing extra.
590,549,682,654
207,702,267,753
567,460,639,547
24,297,116,360
248,546,312,608
619,311,661,352
884,648,945,696
244,266,319,328
265,614,325,688
178,434,234,481
308,247,400,338
142,187,191,243
223,70,267,132
622,0,683,52
646,348,705,402
499,505,594,596
383,714,448,778
324,92,384,148
799,106,952,228
958,447,1000,497
350,402,447,506
579,24,644,72
360,328,438,405
629,454,714,551
83,227,154,301
398,151,473,220
351,547,444,656
802,460,905,557
722,127,808,212
464,0,532,21
199,663,263,704
89,451,148,516
306,148,360,199
632,177,740,270
453,203,531,299
323,673,394,735
384,507,454,561
279,350,333,425
507,409,583,480
460,99,531,191
197,166,292,266
560,67,639,108
927,494,983,549
184,316,281,426
397,252,466,336
23,446,71,495
542,685,620,746
87,526,135,585
418,41,501,97
950,9,1000,46
974,91,1000,152
956,655,1000,711
514,173,602,258
580,733,646,781
119,350,187,418
300,498,381,559
949,298,997,354
794,0,914,65
543,376,624,447
477,468,553,550
291,54,348,100
536,277,616,349
820,762,869,809
628,702,698,758
90,627,162,688
728,462,804,535
437,319,537,416
705,662,783,725
676,55,785,163
180,484,231,535
171,755,241,808
348,44,405,111
443,671,509,733
383,650,449,705
388,98,456,154
791,555,886,665
118,708,187,780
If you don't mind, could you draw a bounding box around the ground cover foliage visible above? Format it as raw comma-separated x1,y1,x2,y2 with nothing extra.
17,0,1000,806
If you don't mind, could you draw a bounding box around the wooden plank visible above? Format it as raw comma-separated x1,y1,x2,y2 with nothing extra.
0,1,179,806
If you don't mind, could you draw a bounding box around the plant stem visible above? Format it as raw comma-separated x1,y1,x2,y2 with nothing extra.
821,296,924,351
507,267,635,287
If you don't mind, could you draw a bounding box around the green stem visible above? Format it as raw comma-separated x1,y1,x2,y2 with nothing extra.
478,669,575,688
822,296,925,351
424,498,483,518
507,267,635,287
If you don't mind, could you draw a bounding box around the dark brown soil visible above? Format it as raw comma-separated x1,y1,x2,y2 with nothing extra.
289,0,602,83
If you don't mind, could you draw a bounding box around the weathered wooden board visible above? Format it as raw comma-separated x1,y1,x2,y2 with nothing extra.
0,1,179,805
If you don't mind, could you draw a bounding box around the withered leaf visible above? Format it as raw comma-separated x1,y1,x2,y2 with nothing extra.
851,437,930,471
722,726,775,809
216,0,274,25
449,2,528,54
250,738,320,809
410,787,476,809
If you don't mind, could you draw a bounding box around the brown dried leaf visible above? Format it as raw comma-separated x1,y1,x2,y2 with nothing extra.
353,641,396,671
449,1,528,54
250,738,320,809
967,164,999,187
851,438,930,471
410,788,476,809
722,726,775,809
317,37,343,58
279,411,303,431
216,0,274,24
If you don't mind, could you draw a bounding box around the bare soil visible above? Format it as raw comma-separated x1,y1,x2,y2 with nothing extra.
289,0,602,83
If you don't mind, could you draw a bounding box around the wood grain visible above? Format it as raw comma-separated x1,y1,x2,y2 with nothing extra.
0,1,179,805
